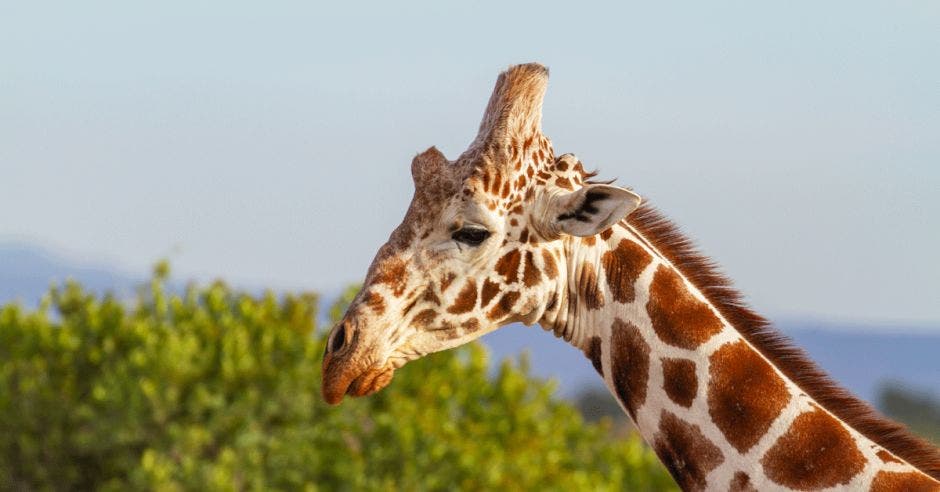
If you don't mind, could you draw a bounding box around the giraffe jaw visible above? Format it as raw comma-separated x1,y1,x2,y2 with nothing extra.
345,365,396,399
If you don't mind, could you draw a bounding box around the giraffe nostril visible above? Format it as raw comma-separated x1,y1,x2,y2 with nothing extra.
330,324,347,354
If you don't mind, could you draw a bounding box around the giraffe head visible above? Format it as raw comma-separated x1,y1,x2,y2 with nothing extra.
322,63,641,404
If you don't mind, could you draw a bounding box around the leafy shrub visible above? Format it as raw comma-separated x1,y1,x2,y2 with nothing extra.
879,383,940,445
0,264,675,491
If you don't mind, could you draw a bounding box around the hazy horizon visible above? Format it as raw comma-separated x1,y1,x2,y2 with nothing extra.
2,2,938,326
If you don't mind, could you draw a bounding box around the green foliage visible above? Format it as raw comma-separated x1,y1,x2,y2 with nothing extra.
0,267,675,491
879,382,940,445
575,387,629,425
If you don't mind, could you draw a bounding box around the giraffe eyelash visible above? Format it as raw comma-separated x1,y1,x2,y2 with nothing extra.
451,227,490,246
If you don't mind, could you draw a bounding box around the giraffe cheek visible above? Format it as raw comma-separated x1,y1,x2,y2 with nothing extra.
522,250,542,287
446,279,478,315
495,249,523,283
487,292,520,321
480,279,501,308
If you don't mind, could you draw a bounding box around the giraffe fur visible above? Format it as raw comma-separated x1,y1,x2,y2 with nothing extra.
322,63,940,491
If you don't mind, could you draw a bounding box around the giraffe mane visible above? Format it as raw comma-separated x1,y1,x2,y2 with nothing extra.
622,200,940,480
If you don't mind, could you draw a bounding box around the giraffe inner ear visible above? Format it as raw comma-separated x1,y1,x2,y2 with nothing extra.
547,184,641,237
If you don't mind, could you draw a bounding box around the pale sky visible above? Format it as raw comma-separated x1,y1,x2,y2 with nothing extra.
1,2,938,326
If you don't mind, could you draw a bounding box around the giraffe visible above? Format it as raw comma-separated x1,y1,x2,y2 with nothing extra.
321,63,940,491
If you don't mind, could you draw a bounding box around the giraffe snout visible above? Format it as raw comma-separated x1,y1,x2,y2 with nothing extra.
321,317,396,405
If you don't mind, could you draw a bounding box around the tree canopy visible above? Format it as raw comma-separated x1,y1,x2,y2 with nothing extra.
0,264,675,490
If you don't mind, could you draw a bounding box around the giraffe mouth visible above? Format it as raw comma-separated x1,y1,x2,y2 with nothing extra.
322,355,396,405
347,365,396,398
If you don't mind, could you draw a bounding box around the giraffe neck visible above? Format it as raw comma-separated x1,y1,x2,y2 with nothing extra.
538,218,940,491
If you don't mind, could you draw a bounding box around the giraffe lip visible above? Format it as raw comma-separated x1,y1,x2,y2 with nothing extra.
322,355,395,405
321,353,354,405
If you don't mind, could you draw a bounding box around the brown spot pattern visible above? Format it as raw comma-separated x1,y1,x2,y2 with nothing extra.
870,471,938,491
877,449,903,464
708,340,791,453
647,265,723,349
541,249,558,279
412,309,437,328
761,407,866,490
447,279,477,314
400,297,419,317
422,287,441,306
495,249,522,284
601,239,652,304
491,172,502,195
653,410,724,492
600,227,614,241
440,272,457,292
374,257,409,297
585,336,604,376
579,262,605,310
522,250,542,287
662,358,698,408
729,472,756,492
487,291,520,320
628,202,940,478
480,279,502,307
364,291,385,315
461,318,480,333
610,318,650,420
555,176,573,190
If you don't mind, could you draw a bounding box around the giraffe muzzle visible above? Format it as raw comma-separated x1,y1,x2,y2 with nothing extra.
321,319,396,405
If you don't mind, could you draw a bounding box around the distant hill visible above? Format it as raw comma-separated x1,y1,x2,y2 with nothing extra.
2,242,937,410
0,242,140,305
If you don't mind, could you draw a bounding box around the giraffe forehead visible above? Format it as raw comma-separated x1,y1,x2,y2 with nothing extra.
457,136,565,207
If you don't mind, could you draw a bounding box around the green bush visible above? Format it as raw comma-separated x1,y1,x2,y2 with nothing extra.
0,264,675,491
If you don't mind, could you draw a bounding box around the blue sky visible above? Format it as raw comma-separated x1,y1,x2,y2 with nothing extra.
1,2,938,326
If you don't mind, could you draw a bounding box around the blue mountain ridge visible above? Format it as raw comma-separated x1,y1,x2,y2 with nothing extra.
0,242,140,305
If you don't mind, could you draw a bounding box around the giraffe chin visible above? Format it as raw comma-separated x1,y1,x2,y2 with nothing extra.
322,359,396,405
347,366,396,398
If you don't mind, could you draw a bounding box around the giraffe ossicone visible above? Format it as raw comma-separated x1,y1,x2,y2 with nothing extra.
322,63,940,490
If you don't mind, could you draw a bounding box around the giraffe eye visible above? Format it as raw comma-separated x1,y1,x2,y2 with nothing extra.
452,227,490,246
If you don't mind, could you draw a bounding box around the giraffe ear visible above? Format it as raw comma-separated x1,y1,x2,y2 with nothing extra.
543,184,642,237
